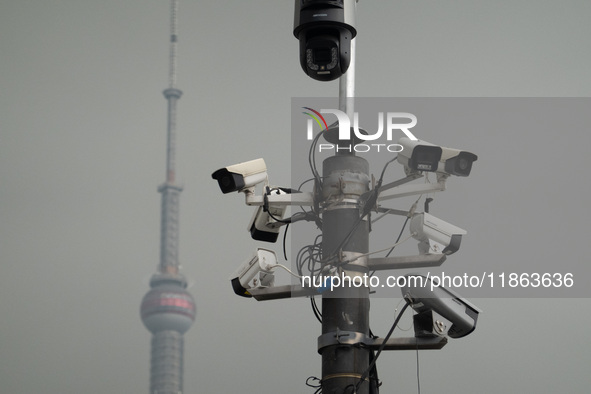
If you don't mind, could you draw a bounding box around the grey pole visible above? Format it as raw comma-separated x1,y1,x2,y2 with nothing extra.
320,33,372,393
339,37,355,119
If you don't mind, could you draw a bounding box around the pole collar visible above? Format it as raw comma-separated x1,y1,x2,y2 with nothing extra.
317,328,372,352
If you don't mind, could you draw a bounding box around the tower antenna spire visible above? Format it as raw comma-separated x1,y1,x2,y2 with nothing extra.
164,0,180,185
168,0,178,89
141,2,195,393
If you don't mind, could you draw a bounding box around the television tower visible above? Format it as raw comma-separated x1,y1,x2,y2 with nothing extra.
140,1,195,394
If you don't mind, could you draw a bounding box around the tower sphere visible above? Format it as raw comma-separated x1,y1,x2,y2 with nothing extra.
141,281,196,334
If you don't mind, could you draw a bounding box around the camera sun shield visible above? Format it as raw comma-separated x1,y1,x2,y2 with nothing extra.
398,138,443,173
409,145,443,172
211,169,245,194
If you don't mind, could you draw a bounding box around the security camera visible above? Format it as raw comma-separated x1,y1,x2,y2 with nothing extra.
230,248,277,298
293,0,357,81
439,147,478,177
398,138,478,177
401,274,480,339
410,212,467,255
397,138,443,174
211,158,267,194
248,189,288,243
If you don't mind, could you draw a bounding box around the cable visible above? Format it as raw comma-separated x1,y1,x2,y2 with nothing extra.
263,187,291,224
377,156,398,186
308,124,328,183
394,298,412,332
269,263,302,279
384,216,409,258
306,376,322,388
296,177,323,228
367,346,381,394
282,223,289,261
333,233,416,270
384,197,421,258
311,297,322,323
354,303,410,393
298,177,317,192
263,187,319,226
321,155,399,267
296,235,322,277
308,132,326,230
416,338,421,394
306,376,322,394
299,147,394,274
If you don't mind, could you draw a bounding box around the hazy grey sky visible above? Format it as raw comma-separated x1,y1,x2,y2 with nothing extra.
1,1,590,393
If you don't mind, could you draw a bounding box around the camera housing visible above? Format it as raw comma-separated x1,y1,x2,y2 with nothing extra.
248,187,289,243
397,137,443,174
293,0,357,81
410,212,467,255
248,203,287,243
439,147,478,177
211,158,267,194
401,274,480,339
230,248,277,298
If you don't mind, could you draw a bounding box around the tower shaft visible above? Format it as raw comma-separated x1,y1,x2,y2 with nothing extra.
159,87,183,275
158,181,182,274
150,331,184,394
164,88,181,184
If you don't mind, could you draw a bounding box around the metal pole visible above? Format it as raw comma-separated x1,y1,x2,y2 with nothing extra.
320,30,372,393
339,37,355,118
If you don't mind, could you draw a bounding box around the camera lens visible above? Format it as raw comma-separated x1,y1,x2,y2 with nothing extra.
220,176,232,188
313,48,332,64
458,158,469,171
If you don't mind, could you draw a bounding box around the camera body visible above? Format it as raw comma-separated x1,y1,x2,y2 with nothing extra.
211,158,267,194
401,274,480,339
230,248,277,298
293,0,357,81
410,212,467,255
248,202,286,243
397,138,443,173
